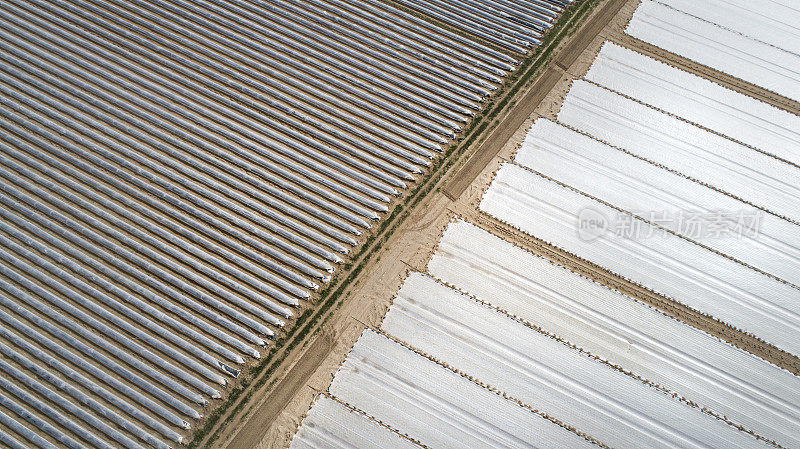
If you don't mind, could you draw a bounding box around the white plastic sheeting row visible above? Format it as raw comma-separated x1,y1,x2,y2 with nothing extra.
626,0,800,102
558,80,800,224
0,0,521,447
517,119,800,286
654,0,800,55
481,163,800,357
429,221,800,448
584,42,800,166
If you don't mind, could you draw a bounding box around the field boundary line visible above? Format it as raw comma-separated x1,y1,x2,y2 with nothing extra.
420,272,784,449
199,1,616,447
469,212,800,376
366,327,612,449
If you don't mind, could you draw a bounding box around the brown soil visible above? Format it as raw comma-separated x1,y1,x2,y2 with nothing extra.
444,0,630,200
217,0,800,447
225,329,335,449
612,34,800,116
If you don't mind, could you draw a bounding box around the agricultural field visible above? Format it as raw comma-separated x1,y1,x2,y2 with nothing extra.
290,0,800,448
292,215,800,447
626,0,800,102
0,0,578,448
291,222,798,447
582,42,800,164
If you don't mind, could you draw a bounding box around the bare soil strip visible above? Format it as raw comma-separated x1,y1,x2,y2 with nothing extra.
226,331,335,449
472,213,800,376
612,34,800,116
444,0,629,200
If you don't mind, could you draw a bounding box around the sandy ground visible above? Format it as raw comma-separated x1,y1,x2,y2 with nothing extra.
218,0,800,447
211,1,632,448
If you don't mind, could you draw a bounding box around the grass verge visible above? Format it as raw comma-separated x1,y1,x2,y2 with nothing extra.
190,1,602,446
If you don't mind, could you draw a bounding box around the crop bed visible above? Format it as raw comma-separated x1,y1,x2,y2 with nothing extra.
0,0,574,448
290,1,800,447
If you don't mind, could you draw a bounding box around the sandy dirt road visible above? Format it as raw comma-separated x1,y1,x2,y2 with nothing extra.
226,331,335,449
214,1,633,447
444,0,629,200
217,0,800,447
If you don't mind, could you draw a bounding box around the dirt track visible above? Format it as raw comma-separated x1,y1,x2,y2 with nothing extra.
226,331,335,449
613,34,800,116
444,0,629,200
218,0,800,446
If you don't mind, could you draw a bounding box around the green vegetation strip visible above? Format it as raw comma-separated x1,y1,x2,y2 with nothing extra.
190,1,602,446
